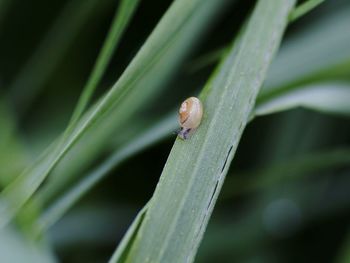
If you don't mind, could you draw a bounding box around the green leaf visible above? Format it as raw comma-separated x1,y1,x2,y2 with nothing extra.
38,113,176,232
222,148,350,197
261,5,350,97
69,0,141,125
186,46,229,73
0,227,56,263
0,0,11,27
0,98,28,185
0,0,228,228
199,173,350,261
108,204,149,263
117,1,295,262
254,82,350,117
336,229,350,263
8,0,107,112
289,0,325,22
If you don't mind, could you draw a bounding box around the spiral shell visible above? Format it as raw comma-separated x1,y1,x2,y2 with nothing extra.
177,97,203,139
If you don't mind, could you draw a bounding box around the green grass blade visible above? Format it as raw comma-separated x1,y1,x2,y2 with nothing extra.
8,0,105,112
0,99,44,239
336,230,350,263
200,174,350,261
262,5,350,97
0,227,56,263
0,98,28,185
120,1,295,262
186,46,229,73
69,0,141,125
289,0,325,22
38,113,176,232
0,0,228,228
108,204,149,263
0,0,11,27
254,82,350,117
222,148,350,197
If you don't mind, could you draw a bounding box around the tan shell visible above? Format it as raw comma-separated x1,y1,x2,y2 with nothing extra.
178,97,203,129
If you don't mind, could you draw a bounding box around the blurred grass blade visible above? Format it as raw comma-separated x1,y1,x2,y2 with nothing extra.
0,97,28,185
0,0,11,27
186,46,229,73
0,0,228,228
8,0,105,112
254,82,350,117
69,0,141,124
262,5,350,97
0,227,56,263
289,0,324,22
0,99,44,238
336,230,350,263
223,148,350,197
109,204,149,263
38,113,176,232
200,173,350,261
119,1,295,262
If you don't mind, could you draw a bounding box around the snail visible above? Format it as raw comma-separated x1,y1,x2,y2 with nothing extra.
177,97,203,140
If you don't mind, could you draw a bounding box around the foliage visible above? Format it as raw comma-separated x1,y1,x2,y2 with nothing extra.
0,0,350,262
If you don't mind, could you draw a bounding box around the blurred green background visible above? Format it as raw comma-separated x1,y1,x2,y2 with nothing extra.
0,0,350,262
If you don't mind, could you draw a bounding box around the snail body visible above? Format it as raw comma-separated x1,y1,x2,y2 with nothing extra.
177,97,203,140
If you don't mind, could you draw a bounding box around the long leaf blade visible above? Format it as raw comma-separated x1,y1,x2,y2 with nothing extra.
255,82,350,117
8,0,106,112
69,0,141,124
121,1,296,262
38,113,176,232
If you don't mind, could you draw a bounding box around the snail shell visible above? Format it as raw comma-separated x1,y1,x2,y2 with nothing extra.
178,97,203,139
